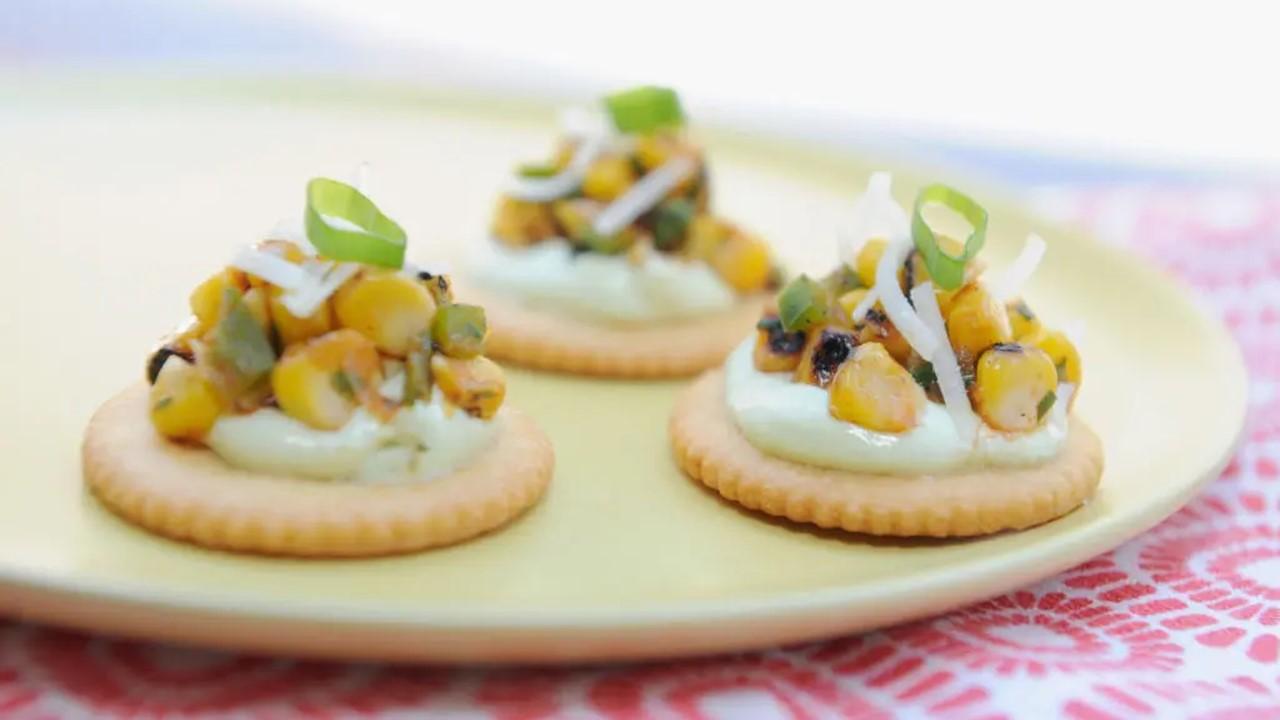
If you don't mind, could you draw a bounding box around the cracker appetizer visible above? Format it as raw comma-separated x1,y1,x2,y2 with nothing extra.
83,178,553,556
465,86,781,377
671,174,1102,537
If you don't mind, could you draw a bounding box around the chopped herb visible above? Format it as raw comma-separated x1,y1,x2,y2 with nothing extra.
777,275,829,333
1037,390,1057,420
517,163,560,179
652,198,696,251
910,362,937,388
331,370,358,399
1055,359,1068,382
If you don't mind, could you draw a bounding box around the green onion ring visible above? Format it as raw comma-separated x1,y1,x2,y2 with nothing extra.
604,86,685,134
304,178,407,269
910,184,988,290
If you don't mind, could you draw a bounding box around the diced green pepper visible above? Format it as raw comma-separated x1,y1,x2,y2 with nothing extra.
517,163,560,179
431,303,488,359
604,86,685,134
777,275,829,332
403,336,433,405
210,287,276,388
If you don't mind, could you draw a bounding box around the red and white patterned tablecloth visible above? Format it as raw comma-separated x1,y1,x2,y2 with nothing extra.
2,183,1278,719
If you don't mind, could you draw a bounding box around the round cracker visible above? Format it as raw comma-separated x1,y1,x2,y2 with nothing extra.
83,384,554,557
456,280,765,378
670,370,1104,537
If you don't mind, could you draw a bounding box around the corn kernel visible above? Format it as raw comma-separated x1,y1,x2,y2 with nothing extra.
1030,328,1082,386
150,357,225,440
189,268,246,329
334,273,436,357
492,195,557,246
837,288,870,320
581,155,636,201
550,198,602,241
711,231,772,293
268,285,333,347
272,329,384,430
856,307,913,365
828,342,923,432
794,326,857,388
972,343,1058,432
1006,299,1042,339
754,316,806,372
854,238,888,288
945,284,1013,365
431,354,506,419
684,215,731,260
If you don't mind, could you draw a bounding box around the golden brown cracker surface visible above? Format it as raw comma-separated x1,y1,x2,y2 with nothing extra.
670,370,1104,537
456,280,764,378
83,384,554,557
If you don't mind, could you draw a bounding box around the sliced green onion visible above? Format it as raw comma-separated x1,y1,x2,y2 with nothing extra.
305,178,407,269
210,288,276,387
777,275,829,332
910,184,988,290
1037,390,1057,421
604,86,685,134
517,163,560,179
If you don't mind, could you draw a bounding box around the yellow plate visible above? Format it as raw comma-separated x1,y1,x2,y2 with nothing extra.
0,76,1246,663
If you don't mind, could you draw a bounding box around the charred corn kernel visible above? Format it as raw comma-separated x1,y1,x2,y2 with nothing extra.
189,268,246,328
856,308,913,365
837,288,870,320
972,343,1058,432
492,195,557,246
1030,328,1082,386
945,284,1013,364
272,329,383,430
431,303,487,359
267,285,332,346
684,214,731,260
430,354,506,419
829,342,923,433
334,273,436,357
550,198,601,241
417,272,454,307
711,232,772,293
753,316,806,372
150,357,225,440
1006,299,1042,339
581,155,636,201
794,326,857,388
854,238,888,288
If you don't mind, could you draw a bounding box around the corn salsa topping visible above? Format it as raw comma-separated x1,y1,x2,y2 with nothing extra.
751,174,1081,438
146,179,508,464
489,86,782,298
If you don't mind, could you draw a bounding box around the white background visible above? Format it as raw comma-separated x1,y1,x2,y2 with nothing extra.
239,0,1280,172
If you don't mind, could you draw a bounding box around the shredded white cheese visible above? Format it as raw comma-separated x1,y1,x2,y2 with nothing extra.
280,259,360,318
508,135,606,203
592,155,695,237
989,233,1047,302
839,172,912,267
230,247,306,291
874,237,938,359
911,282,978,443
